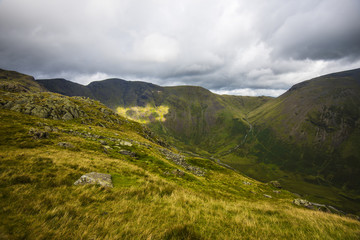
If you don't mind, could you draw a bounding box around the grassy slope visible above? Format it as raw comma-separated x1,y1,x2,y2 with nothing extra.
218,69,360,214
1,71,359,239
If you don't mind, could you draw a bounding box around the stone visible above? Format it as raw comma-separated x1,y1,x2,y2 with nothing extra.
28,127,49,139
263,194,272,198
118,140,133,146
269,180,282,189
243,181,252,185
62,112,73,120
293,199,313,208
74,172,113,188
273,190,281,194
119,150,136,157
172,169,185,177
57,142,75,148
158,147,205,176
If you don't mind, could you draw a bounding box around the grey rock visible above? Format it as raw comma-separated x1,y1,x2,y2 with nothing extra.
172,169,185,177
119,150,136,157
118,140,133,146
28,127,49,139
293,199,313,209
57,142,75,148
263,194,272,198
243,181,252,185
74,172,113,188
158,148,205,176
62,112,73,120
269,180,282,189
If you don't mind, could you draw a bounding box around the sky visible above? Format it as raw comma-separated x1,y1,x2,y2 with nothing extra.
0,0,360,97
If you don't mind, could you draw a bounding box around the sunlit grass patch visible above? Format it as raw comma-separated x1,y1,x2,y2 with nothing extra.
117,104,169,123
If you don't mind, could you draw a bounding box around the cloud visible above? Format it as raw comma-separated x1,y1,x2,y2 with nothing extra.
211,88,286,97
134,33,179,63
0,0,359,97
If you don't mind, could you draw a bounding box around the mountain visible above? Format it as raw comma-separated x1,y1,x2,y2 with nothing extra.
38,68,360,215
2,69,359,239
38,78,271,153
221,68,360,213
248,68,360,187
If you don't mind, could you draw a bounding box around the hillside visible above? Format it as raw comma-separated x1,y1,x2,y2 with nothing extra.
220,68,360,214
2,69,360,239
38,78,271,153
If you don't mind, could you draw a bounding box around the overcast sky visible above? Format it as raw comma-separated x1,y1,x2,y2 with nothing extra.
0,0,360,96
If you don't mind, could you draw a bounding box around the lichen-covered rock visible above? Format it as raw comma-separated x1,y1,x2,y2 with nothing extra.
119,150,136,157
118,140,133,146
57,142,75,148
269,180,282,188
293,198,314,209
28,127,49,139
74,172,113,188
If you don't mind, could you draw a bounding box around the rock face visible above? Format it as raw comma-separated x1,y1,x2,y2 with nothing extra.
0,92,88,120
74,172,113,188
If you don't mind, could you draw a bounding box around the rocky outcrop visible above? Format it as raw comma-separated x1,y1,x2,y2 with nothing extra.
0,92,88,120
292,198,360,220
74,172,113,188
158,148,205,176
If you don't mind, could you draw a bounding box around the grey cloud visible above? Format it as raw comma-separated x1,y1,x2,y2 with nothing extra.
0,0,359,96
268,0,360,60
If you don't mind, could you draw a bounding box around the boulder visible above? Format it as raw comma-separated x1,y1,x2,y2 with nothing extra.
119,150,136,157
293,199,313,209
74,172,113,188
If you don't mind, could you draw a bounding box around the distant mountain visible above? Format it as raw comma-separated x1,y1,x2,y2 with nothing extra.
247,68,360,189
38,78,271,152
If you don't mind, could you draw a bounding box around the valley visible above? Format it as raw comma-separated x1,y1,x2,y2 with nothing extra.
38,68,360,215
0,68,359,239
